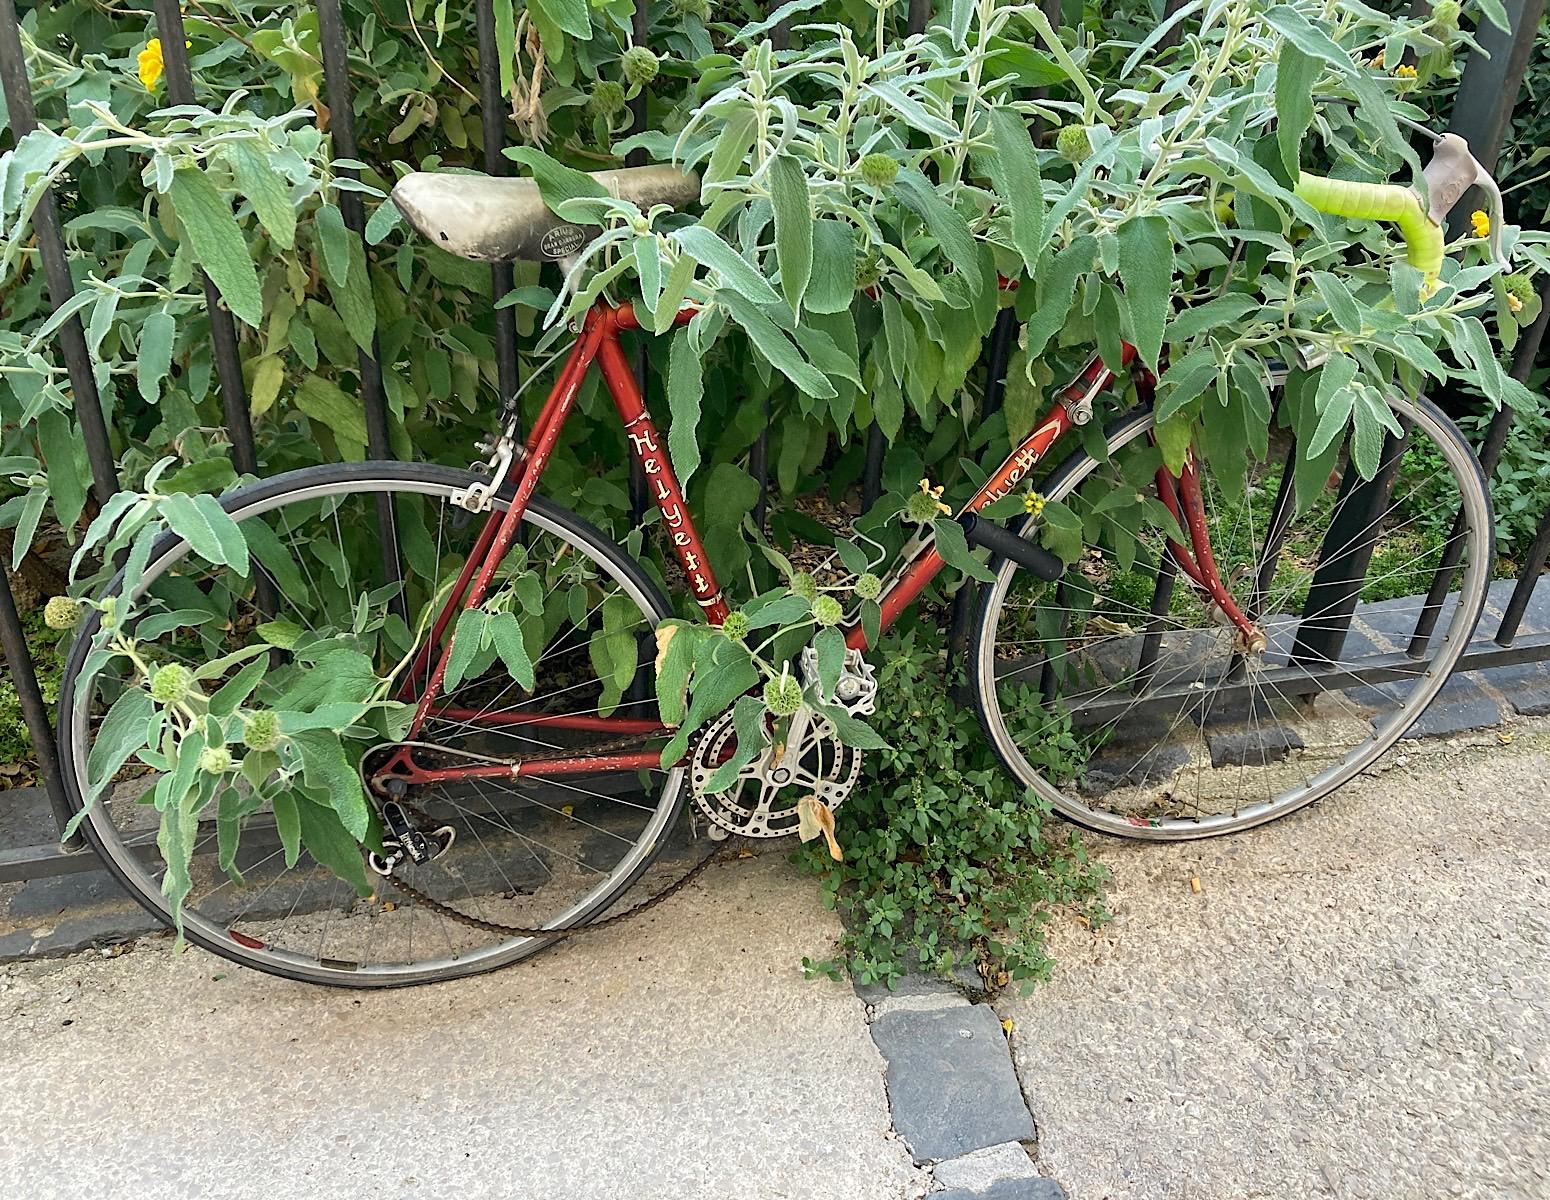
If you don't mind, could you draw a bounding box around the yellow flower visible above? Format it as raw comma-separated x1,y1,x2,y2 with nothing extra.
1393,63,1418,79
1471,209,1491,239
1369,48,1386,68
138,38,165,90
1023,490,1046,517
1508,293,1524,313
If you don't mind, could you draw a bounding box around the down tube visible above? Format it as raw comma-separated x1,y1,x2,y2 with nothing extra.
844,398,1082,653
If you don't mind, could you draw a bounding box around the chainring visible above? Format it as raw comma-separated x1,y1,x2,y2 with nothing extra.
690,707,861,838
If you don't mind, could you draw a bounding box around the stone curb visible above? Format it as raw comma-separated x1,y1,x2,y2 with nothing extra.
854,971,1068,1198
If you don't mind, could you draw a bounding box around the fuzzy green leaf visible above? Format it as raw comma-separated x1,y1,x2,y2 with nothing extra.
136,310,177,403
806,220,858,315
988,107,1044,276
675,225,780,306
159,491,249,575
227,144,296,250
1021,236,1096,360
768,153,813,316
291,730,371,840
167,166,263,328
717,290,836,399
932,517,996,583
667,328,704,486
1116,215,1172,372
1274,45,1319,180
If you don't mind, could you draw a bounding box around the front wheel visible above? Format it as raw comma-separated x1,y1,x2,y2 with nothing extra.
969,394,1493,840
58,461,688,986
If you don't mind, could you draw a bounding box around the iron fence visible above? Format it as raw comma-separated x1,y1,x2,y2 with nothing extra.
0,1,1547,883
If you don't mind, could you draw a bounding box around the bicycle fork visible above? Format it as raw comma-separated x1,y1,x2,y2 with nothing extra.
1152,453,1266,656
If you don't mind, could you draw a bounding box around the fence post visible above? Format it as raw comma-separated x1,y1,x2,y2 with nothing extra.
626,0,651,524
1409,276,1550,652
0,568,77,845
154,0,261,479
0,0,114,846
476,0,522,435
315,0,404,606
0,0,119,506
1448,0,1546,171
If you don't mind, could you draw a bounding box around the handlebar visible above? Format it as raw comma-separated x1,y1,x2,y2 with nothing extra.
1292,129,1506,284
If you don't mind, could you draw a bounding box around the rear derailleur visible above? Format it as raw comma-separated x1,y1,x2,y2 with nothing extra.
362,746,457,876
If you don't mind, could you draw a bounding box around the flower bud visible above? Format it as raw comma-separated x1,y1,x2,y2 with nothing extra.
904,489,944,524
1055,124,1091,163
763,673,804,716
812,595,844,627
198,746,233,776
43,596,82,630
589,79,627,117
853,572,883,601
622,46,660,88
858,153,899,188
149,663,193,705
242,710,283,753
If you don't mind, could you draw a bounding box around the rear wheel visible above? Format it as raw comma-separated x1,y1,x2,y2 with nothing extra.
58,461,689,986
969,394,1493,839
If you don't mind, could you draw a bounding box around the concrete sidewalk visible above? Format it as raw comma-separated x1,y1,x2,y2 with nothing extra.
0,855,927,1200
1001,731,1550,1200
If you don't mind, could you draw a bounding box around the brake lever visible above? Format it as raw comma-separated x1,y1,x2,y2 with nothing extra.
1415,130,1509,270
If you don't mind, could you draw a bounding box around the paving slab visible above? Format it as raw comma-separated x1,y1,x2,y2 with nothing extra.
7,867,131,919
934,1180,1065,1200
1000,729,1550,1200
931,1142,1043,1191
1389,673,1505,739
0,854,927,1200
873,1003,1035,1164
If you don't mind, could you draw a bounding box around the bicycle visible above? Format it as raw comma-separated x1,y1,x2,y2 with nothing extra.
56,127,1503,987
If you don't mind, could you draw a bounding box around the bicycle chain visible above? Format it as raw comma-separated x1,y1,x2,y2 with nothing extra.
376,731,749,940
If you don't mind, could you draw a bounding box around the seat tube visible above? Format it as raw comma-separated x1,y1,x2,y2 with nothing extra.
595,325,730,624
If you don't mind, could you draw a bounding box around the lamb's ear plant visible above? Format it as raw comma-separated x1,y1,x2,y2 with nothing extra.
0,0,1544,947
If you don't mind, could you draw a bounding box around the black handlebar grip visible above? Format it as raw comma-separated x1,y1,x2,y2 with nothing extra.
958,513,1065,582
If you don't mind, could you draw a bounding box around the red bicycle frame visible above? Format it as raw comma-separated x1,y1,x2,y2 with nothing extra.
377,298,1251,789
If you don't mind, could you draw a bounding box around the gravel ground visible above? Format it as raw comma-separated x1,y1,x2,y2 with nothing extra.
1002,731,1550,1200
0,855,926,1200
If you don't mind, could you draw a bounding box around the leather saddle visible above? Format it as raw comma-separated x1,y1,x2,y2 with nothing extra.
391,165,700,263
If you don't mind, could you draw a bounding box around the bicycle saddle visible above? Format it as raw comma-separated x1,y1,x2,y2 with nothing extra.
391,164,700,263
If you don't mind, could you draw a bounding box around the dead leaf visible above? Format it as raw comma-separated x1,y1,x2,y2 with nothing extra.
797,794,822,843
654,623,678,674
797,795,843,860
1499,731,1515,745
1189,876,1202,894
1001,1018,1015,1035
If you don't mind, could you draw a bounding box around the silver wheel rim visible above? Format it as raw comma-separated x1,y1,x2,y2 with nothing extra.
62,471,684,984
974,396,1492,840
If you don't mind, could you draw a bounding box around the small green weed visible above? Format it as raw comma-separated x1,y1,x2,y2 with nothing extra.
797,626,1109,993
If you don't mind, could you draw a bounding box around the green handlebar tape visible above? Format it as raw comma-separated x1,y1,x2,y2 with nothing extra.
1294,173,1445,282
